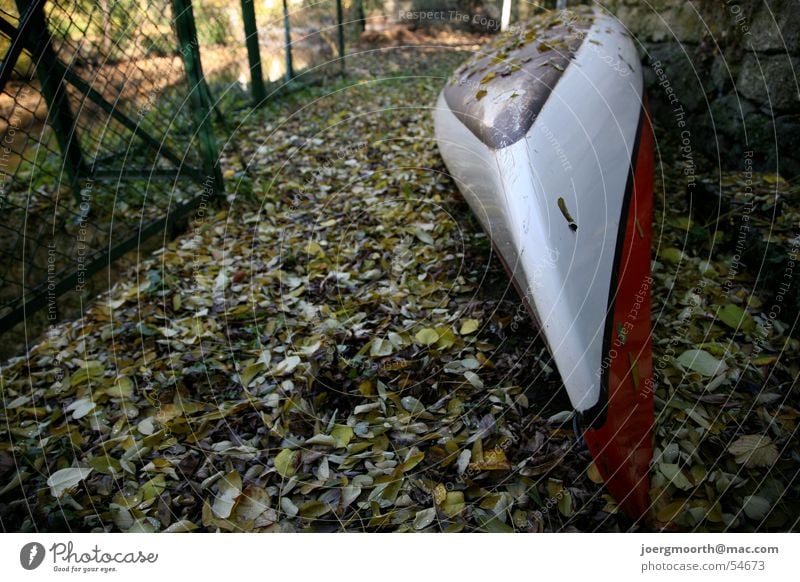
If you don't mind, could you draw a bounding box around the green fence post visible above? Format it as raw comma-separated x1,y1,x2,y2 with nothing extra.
16,0,85,199
336,0,345,73
356,0,366,33
282,0,294,81
240,0,265,105
171,0,224,197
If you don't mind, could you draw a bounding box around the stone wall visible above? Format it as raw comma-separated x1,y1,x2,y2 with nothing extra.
382,0,798,175
600,0,800,177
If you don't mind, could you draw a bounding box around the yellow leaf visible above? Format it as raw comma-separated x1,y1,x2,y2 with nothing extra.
274,449,299,478
656,500,687,523
234,485,270,523
305,241,323,255
629,353,640,390
677,349,727,377
557,490,573,517
164,520,199,533
370,337,394,357
659,247,684,264
587,462,604,484
154,403,184,424
432,483,447,506
357,380,374,396
442,491,465,518
415,328,439,346
331,424,354,449
717,303,755,332
107,376,134,398
239,361,267,387
469,448,510,472
299,500,331,519
140,474,167,501
401,450,425,472
436,328,457,350
471,437,484,464
459,319,480,335
547,478,564,499
414,507,437,530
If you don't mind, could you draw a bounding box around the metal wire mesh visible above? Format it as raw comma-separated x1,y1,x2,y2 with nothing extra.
0,0,347,350
194,0,345,106
0,0,222,339
287,1,340,78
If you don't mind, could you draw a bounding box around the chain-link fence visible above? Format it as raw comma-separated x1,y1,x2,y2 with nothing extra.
0,0,349,350
0,0,223,340
203,0,348,109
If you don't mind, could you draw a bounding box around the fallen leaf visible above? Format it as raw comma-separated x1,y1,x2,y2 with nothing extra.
442,492,465,517
728,435,779,468
587,462,603,484
459,319,480,335
717,304,755,332
659,247,684,263
469,448,510,472
66,398,96,420
432,483,447,506
415,328,439,346
742,495,770,520
370,337,393,357
659,463,693,491
657,500,687,523
331,425,354,448
677,349,727,377
212,471,242,519
274,449,300,478
414,507,437,530
47,467,93,498
401,396,425,414
272,355,301,376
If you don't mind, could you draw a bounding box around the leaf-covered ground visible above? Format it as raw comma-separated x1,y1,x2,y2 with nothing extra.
1,42,798,532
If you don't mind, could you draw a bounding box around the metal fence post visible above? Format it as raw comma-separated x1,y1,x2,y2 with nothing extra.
355,0,366,33
171,0,224,197
282,0,294,81
15,0,85,198
240,0,265,105
336,0,345,73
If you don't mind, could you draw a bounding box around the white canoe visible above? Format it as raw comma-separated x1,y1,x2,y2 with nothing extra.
435,8,654,518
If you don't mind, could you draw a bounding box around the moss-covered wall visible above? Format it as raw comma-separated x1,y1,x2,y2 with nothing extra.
600,0,799,177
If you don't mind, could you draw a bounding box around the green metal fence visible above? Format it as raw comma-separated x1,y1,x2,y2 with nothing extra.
197,0,346,104
0,0,222,336
0,0,349,344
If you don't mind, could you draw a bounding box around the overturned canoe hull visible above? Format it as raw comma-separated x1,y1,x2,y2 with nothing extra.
435,9,654,518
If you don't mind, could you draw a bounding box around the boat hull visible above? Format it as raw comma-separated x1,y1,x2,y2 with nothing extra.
435,11,654,519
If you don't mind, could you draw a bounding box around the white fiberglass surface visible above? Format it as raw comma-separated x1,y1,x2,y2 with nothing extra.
434,13,643,411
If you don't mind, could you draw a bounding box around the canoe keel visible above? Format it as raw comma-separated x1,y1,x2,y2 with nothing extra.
582,103,654,520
